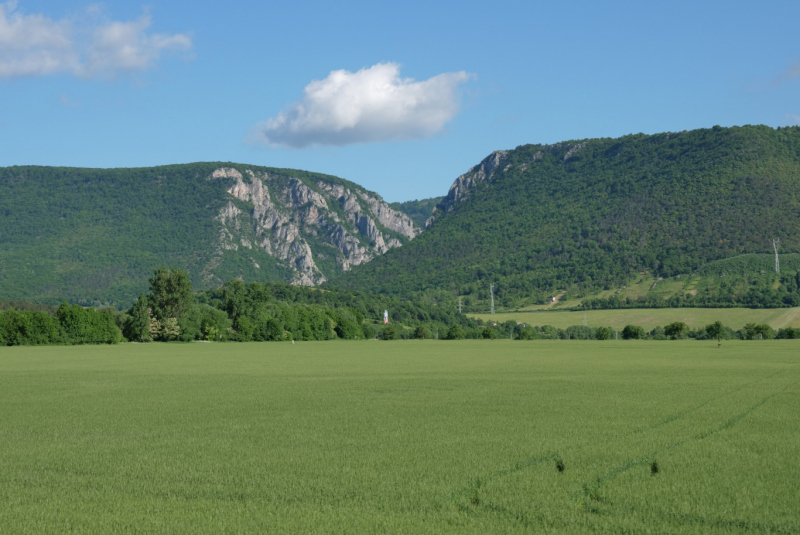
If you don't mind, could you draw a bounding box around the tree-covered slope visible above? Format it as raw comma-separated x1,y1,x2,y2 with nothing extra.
389,196,443,228
0,163,419,307
332,125,800,306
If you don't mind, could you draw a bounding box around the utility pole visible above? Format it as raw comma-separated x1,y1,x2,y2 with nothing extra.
490,284,495,315
773,239,780,274
458,298,462,314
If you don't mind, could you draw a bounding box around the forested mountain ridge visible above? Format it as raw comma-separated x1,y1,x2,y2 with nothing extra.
0,163,419,307
331,125,800,307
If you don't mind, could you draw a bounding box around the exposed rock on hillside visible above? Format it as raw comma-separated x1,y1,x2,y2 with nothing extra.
427,142,589,226
208,167,419,286
337,125,800,305
431,150,509,221
0,161,424,306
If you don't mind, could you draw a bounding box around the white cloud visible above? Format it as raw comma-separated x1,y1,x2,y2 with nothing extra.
252,62,472,148
0,2,191,79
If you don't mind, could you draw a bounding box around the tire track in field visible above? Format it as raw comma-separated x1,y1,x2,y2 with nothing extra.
572,379,796,512
652,509,799,534
624,367,787,439
469,380,795,530
451,367,795,522
774,306,800,329
451,368,787,510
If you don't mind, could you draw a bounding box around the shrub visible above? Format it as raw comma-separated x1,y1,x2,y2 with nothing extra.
565,325,595,340
362,323,379,339
664,322,688,340
595,326,614,340
622,325,645,340
777,327,797,339
446,325,465,340
482,327,499,339
705,321,725,342
234,316,254,342
650,325,667,340
124,295,151,342
381,324,397,340
0,310,62,345
333,309,362,340
739,323,774,340
57,303,122,344
200,305,233,341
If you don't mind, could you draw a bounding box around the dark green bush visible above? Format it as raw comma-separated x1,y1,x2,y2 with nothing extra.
622,325,645,340
446,325,465,340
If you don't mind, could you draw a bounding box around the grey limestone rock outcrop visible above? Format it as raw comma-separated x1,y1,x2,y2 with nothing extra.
205,166,419,286
426,150,508,226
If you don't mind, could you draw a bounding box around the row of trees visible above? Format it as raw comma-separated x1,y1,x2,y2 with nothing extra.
470,321,796,341
119,268,479,343
386,319,797,341
0,303,121,345
2,267,798,346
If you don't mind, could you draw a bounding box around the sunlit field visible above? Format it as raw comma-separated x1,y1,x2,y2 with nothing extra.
1,341,798,533
471,307,800,331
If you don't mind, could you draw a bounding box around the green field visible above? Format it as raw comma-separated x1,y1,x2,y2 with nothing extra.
1,341,798,533
472,307,800,331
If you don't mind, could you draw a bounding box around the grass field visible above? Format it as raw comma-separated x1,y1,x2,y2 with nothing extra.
1,341,798,533
471,307,800,331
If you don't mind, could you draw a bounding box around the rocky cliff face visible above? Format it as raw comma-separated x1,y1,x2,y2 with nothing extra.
427,150,509,225
205,166,419,286
427,142,588,226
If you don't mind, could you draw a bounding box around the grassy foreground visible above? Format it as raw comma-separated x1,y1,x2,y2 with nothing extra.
471,307,800,331
1,341,798,534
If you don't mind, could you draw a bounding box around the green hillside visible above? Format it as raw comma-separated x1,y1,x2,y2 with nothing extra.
0,163,414,308
389,196,443,228
333,125,800,307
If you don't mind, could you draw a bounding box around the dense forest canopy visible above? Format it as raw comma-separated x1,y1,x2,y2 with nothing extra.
332,126,800,306
0,162,402,308
4,125,800,313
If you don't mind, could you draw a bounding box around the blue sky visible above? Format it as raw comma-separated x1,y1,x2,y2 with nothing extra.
1,0,798,202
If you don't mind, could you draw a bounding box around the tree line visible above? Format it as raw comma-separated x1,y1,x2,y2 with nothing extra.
0,303,122,345
2,267,797,346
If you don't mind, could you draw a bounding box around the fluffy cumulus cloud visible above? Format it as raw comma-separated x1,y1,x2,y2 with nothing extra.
253,63,472,148
0,1,191,79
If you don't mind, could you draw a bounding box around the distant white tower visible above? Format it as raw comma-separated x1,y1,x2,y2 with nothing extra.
773,239,780,274
490,284,495,315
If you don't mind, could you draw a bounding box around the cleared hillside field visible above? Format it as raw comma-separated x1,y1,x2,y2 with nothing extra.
471,307,800,331
1,341,798,534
